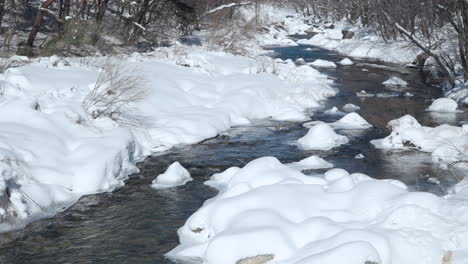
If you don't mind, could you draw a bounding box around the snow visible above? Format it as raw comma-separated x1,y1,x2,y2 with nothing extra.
342,103,360,112
309,59,337,68
427,98,461,113
168,156,468,264
0,45,336,230
372,115,468,170
151,162,192,189
297,123,348,151
383,76,408,87
338,58,353,65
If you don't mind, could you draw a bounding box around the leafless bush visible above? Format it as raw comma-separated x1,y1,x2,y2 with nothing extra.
0,58,13,74
205,19,257,55
82,60,148,127
250,56,279,75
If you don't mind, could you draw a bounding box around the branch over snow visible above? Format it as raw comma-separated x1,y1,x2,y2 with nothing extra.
202,2,251,17
383,12,455,86
40,8,64,23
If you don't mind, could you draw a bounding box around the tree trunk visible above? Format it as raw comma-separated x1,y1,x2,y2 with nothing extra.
96,0,109,23
459,0,468,80
0,0,6,30
63,0,70,18
26,0,57,47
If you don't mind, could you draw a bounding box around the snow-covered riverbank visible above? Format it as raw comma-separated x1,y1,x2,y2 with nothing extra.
0,44,335,230
169,156,468,264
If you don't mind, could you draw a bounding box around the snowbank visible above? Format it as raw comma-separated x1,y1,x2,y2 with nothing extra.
372,115,468,170
0,46,335,230
298,123,348,150
297,20,420,64
427,98,461,113
168,156,468,264
151,162,192,189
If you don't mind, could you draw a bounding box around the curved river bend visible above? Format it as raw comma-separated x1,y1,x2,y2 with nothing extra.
1,42,467,264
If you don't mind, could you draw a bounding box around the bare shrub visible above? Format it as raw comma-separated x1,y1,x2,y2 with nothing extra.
82,59,148,127
250,56,279,75
0,58,13,74
205,19,257,55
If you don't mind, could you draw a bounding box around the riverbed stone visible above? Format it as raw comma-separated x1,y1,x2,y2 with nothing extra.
236,254,274,264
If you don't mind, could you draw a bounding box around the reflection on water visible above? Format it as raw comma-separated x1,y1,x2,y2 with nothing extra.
1,42,467,264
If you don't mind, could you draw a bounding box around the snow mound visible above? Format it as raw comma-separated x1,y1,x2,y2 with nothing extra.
168,156,468,264
342,103,360,112
332,112,372,129
372,115,468,169
338,58,353,65
309,59,337,68
286,156,334,171
298,123,348,150
383,76,407,87
151,162,192,189
427,98,461,113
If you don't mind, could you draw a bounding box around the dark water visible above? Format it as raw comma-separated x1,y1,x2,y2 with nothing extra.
1,42,467,264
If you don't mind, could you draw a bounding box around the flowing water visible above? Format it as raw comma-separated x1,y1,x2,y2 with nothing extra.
1,41,467,264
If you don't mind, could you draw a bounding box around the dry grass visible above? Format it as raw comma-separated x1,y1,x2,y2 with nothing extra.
82,59,148,127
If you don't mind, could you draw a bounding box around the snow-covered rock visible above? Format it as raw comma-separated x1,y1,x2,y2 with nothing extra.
338,58,353,65
286,156,334,171
354,153,365,159
383,76,407,87
342,103,360,112
427,98,461,113
298,123,348,150
356,90,375,97
331,112,372,129
151,162,192,189
168,156,468,264
309,59,337,68
386,114,421,130
372,115,468,170
324,106,346,116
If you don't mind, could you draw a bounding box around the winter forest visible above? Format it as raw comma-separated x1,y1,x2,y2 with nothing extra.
0,0,468,264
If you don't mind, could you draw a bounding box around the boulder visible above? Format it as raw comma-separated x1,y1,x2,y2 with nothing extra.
342,29,355,39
